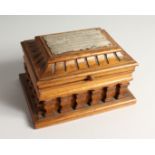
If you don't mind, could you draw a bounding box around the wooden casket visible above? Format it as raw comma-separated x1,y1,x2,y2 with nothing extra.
19,28,138,128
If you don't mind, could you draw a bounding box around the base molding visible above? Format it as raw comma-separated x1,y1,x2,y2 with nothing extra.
19,73,136,129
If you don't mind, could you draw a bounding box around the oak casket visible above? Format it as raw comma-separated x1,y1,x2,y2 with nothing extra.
19,28,138,128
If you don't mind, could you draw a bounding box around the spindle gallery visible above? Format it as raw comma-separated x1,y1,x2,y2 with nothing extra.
19,28,138,128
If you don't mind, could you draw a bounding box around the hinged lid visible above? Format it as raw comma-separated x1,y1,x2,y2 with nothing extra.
21,28,138,96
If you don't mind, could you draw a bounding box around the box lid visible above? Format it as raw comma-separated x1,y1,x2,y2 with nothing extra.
21,28,138,99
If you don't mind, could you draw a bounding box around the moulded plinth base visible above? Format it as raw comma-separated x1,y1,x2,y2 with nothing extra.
19,73,136,129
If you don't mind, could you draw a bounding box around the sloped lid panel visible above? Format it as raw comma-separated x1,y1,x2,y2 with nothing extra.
22,28,137,81
49,51,126,76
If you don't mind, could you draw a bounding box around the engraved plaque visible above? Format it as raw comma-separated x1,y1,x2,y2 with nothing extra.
43,28,112,54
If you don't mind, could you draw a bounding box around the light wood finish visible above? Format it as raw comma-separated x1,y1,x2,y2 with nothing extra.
20,73,136,128
19,28,138,128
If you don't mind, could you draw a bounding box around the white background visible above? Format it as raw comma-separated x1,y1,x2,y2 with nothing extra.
0,16,154,138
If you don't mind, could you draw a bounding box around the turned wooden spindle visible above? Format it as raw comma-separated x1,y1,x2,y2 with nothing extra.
76,92,90,109
90,89,103,105
43,99,58,116
105,85,116,102
117,82,129,99
60,96,74,113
